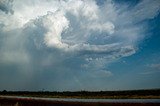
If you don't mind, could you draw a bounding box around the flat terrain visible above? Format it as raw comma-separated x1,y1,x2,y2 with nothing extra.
0,89,160,99
0,96,160,106
0,89,160,106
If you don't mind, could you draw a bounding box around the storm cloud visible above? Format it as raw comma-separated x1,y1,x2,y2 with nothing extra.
0,0,160,91
0,0,14,14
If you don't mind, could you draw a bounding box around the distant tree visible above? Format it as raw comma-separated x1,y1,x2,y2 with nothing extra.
2,90,7,94
3,90,7,92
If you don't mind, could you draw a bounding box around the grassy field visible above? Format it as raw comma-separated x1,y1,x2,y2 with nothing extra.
0,97,160,106
0,89,160,106
0,89,160,99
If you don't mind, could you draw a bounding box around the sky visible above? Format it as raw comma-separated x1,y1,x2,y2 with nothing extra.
0,0,160,91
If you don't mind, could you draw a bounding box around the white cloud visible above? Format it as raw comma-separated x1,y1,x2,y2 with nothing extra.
140,63,160,75
131,0,160,22
149,63,160,70
92,70,112,78
42,11,70,48
61,0,99,20
0,0,160,90
0,0,14,14
1,0,160,68
0,0,159,69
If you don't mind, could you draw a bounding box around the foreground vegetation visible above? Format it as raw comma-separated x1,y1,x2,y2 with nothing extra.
0,89,160,99
0,98,159,106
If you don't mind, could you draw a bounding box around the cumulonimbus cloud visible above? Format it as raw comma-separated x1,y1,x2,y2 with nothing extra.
0,0,160,90
1,0,160,71
0,0,14,14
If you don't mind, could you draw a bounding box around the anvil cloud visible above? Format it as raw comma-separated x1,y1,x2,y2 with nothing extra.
0,0,160,91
